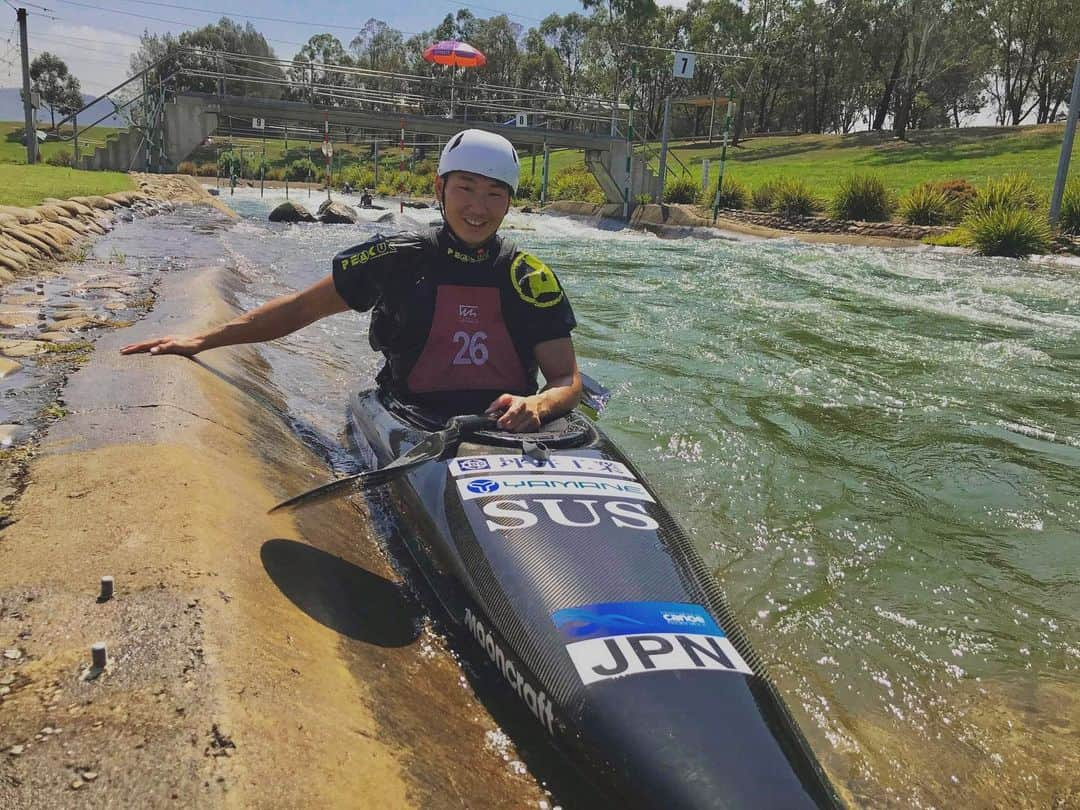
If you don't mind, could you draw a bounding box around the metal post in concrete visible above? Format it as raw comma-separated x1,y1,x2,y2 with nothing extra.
656,96,672,203
374,140,379,188
713,95,736,223
1050,59,1080,226
18,8,36,165
541,139,550,206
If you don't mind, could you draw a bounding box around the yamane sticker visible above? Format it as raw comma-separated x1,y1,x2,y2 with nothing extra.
457,475,654,502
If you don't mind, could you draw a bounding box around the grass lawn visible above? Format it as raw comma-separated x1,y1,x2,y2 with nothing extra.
0,164,133,207
1,122,122,166
657,124,1080,198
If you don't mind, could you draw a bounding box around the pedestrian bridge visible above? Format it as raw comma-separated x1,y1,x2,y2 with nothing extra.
83,93,658,206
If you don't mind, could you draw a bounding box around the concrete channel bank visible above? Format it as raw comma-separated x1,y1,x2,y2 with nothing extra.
0,179,555,808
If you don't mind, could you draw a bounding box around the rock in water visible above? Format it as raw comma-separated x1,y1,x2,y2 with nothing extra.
318,201,358,224
268,202,316,223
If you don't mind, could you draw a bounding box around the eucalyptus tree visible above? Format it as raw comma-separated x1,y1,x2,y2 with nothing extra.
540,13,590,100
27,52,81,130
288,34,354,106
129,18,284,100
984,0,1070,125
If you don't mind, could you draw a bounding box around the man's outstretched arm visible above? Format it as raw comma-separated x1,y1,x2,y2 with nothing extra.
120,275,350,357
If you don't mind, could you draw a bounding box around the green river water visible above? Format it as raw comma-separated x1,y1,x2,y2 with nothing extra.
218,192,1079,807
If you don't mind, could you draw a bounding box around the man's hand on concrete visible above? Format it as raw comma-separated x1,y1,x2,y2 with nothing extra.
486,394,543,433
120,335,204,357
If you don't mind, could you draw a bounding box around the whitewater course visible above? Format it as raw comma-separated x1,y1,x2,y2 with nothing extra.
0,183,1077,807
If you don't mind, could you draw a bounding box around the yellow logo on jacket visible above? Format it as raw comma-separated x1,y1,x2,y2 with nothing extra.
510,253,563,308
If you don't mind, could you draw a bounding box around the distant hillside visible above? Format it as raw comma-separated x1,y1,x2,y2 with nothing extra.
0,88,124,128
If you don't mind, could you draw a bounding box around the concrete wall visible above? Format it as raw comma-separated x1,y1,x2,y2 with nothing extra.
585,141,660,207
163,95,218,171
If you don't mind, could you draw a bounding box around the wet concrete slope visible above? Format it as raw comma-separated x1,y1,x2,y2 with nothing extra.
0,262,549,808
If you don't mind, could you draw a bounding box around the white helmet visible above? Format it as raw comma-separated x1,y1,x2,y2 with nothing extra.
437,129,519,194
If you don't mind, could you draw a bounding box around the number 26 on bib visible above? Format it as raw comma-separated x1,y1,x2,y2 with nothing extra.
452,330,489,366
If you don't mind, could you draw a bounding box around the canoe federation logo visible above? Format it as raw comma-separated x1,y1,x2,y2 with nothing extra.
551,601,753,686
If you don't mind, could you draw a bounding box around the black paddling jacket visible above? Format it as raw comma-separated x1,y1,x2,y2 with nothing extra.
332,226,577,416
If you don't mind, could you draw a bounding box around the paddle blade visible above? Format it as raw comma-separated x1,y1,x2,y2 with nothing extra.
267,430,454,514
580,372,611,419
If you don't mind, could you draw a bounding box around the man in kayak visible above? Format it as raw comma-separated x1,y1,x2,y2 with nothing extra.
121,129,581,433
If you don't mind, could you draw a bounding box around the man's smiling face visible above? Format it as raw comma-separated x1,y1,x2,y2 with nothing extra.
437,171,511,247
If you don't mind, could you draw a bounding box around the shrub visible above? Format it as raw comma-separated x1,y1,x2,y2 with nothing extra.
45,149,73,167
635,193,652,205
176,160,197,175
964,207,1051,258
705,177,749,210
899,183,955,226
516,174,536,200
663,176,700,204
751,181,779,211
265,167,286,182
219,152,243,177
922,228,970,247
413,158,436,176
286,157,319,182
772,177,822,217
969,173,1043,216
931,178,978,212
830,174,894,221
196,162,219,177
1059,178,1080,235
410,171,435,196
549,165,603,203
340,165,376,190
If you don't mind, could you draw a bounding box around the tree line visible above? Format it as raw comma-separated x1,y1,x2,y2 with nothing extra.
128,0,1079,142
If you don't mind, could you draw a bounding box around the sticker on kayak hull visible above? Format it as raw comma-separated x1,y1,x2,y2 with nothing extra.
552,601,721,641
449,454,634,479
565,632,753,685
458,475,654,503
552,602,752,685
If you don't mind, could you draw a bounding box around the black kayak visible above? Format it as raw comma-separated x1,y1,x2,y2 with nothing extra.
345,389,842,809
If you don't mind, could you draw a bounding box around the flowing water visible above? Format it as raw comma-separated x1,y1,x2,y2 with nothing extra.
149,190,1080,806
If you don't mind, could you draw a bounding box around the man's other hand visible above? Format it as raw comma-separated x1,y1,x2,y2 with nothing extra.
486,394,543,433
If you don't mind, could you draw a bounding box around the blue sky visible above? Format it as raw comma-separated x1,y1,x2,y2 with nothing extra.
0,0,654,94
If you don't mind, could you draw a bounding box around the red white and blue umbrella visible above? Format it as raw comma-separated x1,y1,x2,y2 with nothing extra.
422,40,487,68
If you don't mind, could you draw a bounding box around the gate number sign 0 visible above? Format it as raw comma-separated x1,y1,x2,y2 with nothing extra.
672,51,695,79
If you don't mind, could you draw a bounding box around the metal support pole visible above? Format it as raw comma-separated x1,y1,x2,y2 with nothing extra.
398,117,405,213
657,96,672,203
1050,59,1080,226
260,132,265,198
708,95,716,145
73,112,79,165
713,96,736,223
284,121,289,199
540,139,550,206
18,8,36,165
